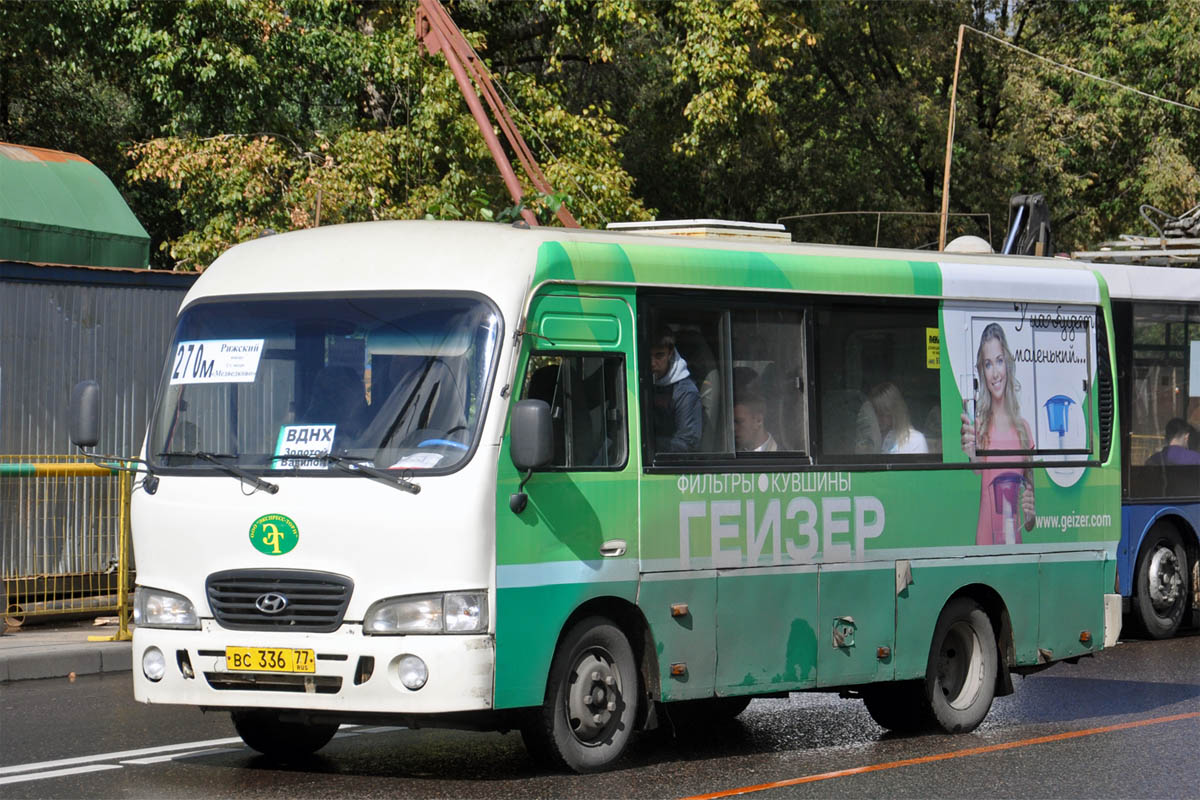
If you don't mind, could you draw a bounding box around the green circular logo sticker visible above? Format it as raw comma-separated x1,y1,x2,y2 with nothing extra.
249,513,299,556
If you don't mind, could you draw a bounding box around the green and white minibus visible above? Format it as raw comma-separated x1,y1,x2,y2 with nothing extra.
89,220,1122,772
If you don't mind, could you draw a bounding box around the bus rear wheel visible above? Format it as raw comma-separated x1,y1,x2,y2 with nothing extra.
521,617,639,773
922,598,997,734
1133,526,1190,639
231,710,339,759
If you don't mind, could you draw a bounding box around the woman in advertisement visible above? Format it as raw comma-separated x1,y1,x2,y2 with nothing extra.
961,322,1036,544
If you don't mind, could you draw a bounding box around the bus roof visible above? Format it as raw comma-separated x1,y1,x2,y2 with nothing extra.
183,220,1103,313
1084,259,1200,303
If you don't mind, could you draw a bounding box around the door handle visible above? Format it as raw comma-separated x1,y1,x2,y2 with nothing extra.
600,539,626,558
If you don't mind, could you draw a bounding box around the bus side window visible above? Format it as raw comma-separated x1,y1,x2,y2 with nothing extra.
521,353,627,470
641,311,718,457
730,308,807,453
1127,301,1200,499
815,302,939,461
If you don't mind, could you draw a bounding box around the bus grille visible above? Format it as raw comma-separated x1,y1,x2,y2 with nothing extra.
206,569,354,632
204,672,343,693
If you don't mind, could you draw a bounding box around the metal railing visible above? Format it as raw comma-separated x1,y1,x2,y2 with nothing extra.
0,456,132,640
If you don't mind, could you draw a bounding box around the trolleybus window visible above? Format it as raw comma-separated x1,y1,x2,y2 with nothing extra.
1127,301,1200,498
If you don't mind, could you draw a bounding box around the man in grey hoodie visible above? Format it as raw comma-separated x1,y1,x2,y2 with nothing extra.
649,329,703,453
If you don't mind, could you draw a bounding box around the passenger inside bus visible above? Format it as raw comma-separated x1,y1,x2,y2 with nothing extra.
1145,418,1200,465
733,391,778,452
869,381,928,454
648,328,702,452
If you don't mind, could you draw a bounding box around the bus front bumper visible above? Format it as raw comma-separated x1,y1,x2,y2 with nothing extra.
132,623,494,714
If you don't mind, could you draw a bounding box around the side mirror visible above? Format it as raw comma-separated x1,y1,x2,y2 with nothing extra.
510,399,553,470
69,380,101,448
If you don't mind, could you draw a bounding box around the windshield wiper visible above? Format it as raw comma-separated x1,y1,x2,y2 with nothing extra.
157,451,279,494
322,454,421,495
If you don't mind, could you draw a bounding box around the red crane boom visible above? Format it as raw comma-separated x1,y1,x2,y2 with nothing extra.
415,0,580,228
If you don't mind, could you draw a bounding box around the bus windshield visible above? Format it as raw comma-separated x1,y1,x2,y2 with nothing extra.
148,294,501,475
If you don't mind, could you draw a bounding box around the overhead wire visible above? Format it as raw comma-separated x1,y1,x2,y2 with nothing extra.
966,26,1200,114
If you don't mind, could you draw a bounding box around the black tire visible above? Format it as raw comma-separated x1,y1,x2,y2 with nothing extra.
521,617,639,773
862,681,927,734
666,695,752,727
231,710,340,759
1133,526,1190,640
922,598,998,734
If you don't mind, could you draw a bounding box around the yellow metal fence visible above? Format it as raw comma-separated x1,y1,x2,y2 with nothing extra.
1,455,132,639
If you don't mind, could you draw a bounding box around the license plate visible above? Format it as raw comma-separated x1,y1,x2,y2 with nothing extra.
225,646,315,673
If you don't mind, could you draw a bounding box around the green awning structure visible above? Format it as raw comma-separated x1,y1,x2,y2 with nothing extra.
0,142,149,269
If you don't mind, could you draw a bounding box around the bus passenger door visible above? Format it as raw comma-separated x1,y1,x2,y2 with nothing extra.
493,295,640,710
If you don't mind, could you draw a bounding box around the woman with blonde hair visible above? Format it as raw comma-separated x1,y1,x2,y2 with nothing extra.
869,381,927,454
961,322,1036,544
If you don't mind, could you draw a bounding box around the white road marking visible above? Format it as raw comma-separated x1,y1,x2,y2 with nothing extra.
0,724,401,783
0,764,122,786
121,748,244,766
0,737,245,775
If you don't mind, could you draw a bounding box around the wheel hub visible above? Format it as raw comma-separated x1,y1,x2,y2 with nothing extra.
566,651,621,742
936,621,983,710
1147,546,1182,612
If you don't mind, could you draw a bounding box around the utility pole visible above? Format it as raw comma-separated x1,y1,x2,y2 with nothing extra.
938,24,966,251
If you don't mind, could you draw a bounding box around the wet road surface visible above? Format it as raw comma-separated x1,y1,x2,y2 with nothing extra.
2,633,1197,798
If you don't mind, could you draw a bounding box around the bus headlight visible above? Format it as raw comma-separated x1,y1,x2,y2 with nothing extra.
364,591,487,634
134,587,200,629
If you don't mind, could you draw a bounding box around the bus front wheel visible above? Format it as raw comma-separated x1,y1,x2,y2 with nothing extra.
231,710,339,759
1133,526,1190,639
923,598,997,734
521,617,639,773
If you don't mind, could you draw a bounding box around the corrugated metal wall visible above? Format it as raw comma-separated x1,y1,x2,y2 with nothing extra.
1,262,195,583
0,263,195,456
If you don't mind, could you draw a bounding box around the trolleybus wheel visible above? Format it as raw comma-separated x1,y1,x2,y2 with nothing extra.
521,617,639,773
923,598,997,734
231,710,340,759
1133,525,1190,639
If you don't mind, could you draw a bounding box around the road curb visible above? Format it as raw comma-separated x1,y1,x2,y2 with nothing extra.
0,641,131,683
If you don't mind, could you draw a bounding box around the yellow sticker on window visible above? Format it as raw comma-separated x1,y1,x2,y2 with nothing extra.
926,328,941,369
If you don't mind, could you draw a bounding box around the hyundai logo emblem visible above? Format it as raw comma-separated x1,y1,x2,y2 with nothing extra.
255,592,289,614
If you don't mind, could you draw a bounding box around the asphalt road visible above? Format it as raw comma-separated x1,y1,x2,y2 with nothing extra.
1,633,1197,799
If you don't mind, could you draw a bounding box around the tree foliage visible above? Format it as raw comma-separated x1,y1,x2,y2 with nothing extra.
2,0,1199,267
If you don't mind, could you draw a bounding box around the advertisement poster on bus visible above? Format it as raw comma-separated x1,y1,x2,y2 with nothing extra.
944,301,1096,492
